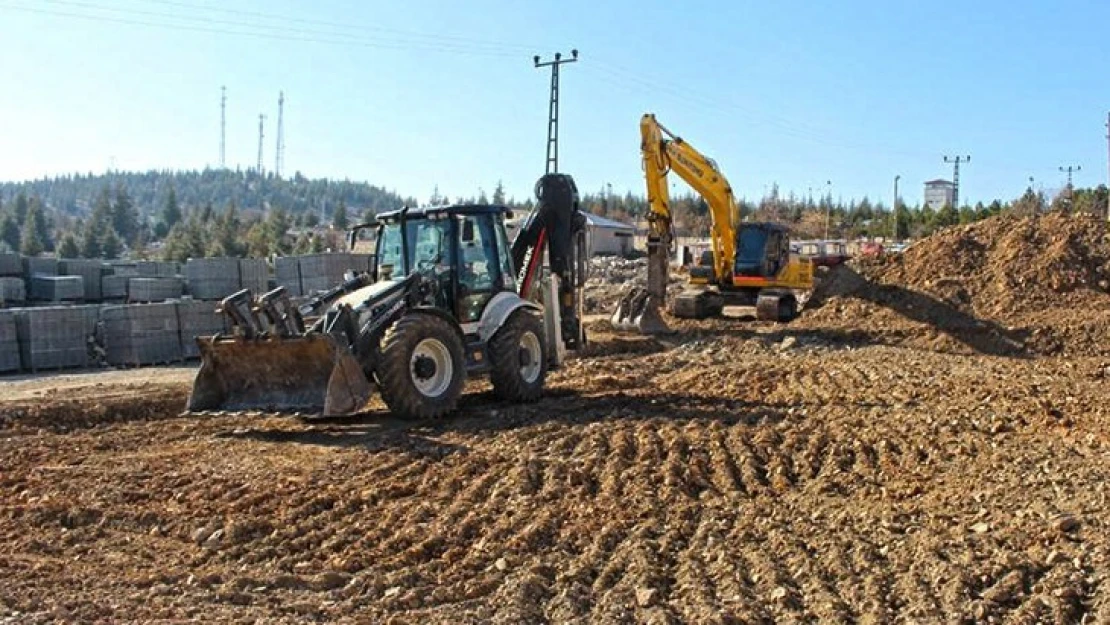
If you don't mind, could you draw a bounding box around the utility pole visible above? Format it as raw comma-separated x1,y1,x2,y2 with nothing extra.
256,114,266,175
1059,165,1080,210
892,175,900,242
943,155,970,209
534,49,578,174
219,86,226,168
275,91,285,178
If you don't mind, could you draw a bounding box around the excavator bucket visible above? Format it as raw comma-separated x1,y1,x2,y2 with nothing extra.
611,287,671,335
187,333,373,417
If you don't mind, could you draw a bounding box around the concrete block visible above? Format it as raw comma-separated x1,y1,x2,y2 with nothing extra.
127,277,184,302
239,258,270,295
14,305,99,371
137,260,180,278
0,310,19,372
0,277,25,305
0,253,22,277
101,275,129,300
108,261,140,277
299,253,357,295
101,303,182,366
185,257,241,300
176,299,228,360
59,259,108,301
22,256,58,278
29,275,84,302
275,256,303,296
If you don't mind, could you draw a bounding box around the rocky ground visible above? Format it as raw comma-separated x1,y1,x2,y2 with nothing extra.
3,213,1110,623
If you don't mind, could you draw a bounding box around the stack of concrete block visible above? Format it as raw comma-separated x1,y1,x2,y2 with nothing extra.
127,277,184,302
109,261,140,277
22,256,58,278
239,258,270,295
352,253,376,276
15,305,99,371
29,275,84,302
0,253,22,277
101,274,130,301
275,256,303,296
299,253,359,295
101,302,182,366
137,260,179,278
0,310,19,372
0,278,25,305
176,299,228,359
185,257,241,300
59,259,107,301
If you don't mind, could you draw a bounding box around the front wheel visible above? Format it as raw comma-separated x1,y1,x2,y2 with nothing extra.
377,313,466,419
489,310,547,402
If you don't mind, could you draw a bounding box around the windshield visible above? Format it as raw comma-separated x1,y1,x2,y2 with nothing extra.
376,218,453,277
737,227,769,263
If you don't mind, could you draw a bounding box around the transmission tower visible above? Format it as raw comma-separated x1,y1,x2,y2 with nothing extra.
943,155,970,208
257,114,266,175
219,86,226,168
275,91,285,178
1059,164,1081,188
534,49,579,174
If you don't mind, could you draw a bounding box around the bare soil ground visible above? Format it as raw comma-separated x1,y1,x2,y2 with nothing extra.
4,213,1110,623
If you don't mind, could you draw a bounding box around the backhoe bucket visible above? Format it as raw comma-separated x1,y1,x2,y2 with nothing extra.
187,334,373,417
611,287,671,335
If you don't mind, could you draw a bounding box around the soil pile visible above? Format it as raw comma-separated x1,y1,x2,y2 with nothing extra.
802,212,1110,356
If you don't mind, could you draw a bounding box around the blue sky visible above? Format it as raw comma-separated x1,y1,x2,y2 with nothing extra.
1,0,1108,207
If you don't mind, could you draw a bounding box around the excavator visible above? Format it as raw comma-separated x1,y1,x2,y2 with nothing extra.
613,114,814,333
187,173,587,418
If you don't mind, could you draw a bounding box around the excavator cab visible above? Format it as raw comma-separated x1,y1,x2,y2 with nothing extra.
734,223,790,279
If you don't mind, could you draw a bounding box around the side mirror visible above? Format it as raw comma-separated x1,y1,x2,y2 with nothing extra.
461,219,475,243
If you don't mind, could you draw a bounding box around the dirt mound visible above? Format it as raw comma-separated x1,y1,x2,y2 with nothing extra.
802,212,1110,356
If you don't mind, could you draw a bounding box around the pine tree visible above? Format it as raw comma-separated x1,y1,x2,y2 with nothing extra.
12,193,28,225
57,233,80,258
492,180,506,205
332,199,348,230
162,185,182,230
208,201,242,257
20,204,45,256
100,228,122,260
112,185,139,245
29,197,53,252
0,213,19,251
199,202,214,224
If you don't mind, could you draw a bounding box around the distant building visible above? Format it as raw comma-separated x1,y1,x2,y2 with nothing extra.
506,211,635,257
924,179,954,210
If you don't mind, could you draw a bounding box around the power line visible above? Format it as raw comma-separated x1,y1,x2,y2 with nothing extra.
0,0,529,57
535,50,579,174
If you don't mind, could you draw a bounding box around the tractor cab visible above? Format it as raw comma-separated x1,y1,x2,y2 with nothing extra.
734,222,792,279
372,205,518,324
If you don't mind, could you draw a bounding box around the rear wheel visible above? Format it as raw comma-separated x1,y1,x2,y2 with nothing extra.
377,313,466,419
489,310,547,402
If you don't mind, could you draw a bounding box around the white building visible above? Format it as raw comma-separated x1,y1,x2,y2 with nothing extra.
924,179,955,210
506,211,636,257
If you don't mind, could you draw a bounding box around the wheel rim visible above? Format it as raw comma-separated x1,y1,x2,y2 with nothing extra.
518,331,542,384
410,338,453,398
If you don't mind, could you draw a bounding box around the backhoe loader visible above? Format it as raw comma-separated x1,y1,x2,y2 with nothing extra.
613,114,814,333
187,173,586,419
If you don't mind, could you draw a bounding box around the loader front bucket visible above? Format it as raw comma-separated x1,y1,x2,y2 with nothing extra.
187,334,373,417
611,287,671,335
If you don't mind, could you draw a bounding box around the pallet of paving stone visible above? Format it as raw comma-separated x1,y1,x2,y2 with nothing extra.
101,302,183,366
137,260,180,278
0,253,22,277
58,259,108,301
239,258,270,295
299,253,357,295
108,261,140,277
0,277,25,305
175,299,228,360
275,256,303,296
28,275,84,302
127,277,184,303
352,253,377,277
0,310,19,372
184,257,241,300
14,305,99,371
101,275,129,301
22,256,58,278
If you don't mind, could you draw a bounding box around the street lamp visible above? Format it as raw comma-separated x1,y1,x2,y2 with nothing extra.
892,175,900,243
823,180,832,240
